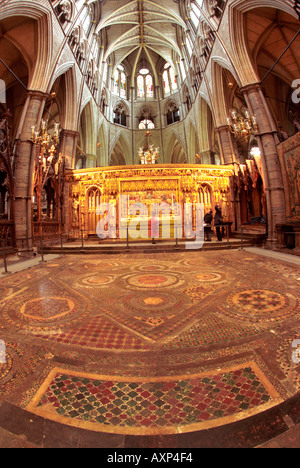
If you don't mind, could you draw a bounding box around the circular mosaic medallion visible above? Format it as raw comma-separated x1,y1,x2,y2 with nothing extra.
136,264,169,272
225,289,298,323
84,261,120,269
143,297,165,306
126,273,179,289
119,291,190,315
20,297,75,321
1,290,93,332
195,273,222,282
179,258,219,268
79,275,115,287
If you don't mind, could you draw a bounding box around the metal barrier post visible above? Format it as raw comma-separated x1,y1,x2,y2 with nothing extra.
81,230,84,251
175,226,179,249
40,236,45,262
240,227,244,251
60,233,64,256
1,237,9,275
126,225,130,250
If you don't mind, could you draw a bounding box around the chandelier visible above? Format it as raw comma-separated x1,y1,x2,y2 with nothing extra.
227,108,258,141
138,130,160,165
31,110,61,187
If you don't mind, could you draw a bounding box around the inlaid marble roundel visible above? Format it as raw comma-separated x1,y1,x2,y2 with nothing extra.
126,273,179,288
20,297,75,321
225,289,298,323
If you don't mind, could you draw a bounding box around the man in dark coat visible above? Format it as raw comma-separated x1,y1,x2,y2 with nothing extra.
214,205,223,242
204,208,213,241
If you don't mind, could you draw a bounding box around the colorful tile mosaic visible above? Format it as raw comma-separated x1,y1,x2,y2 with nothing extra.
224,289,299,323
164,313,262,349
26,363,282,435
0,278,94,332
0,250,299,440
35,316,151,351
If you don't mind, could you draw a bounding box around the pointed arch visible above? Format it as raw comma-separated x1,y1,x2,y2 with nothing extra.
210,58,241,127
227,0,298,86
48,64,77,131
110,132,130,166
78,100,96,167
97,122,107,167
165,132,187,164
0,2,53,91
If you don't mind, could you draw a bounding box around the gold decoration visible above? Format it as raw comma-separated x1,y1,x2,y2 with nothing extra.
227,109,258,141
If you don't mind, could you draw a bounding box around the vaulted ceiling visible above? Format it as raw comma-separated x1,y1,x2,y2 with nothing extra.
95,0,187,76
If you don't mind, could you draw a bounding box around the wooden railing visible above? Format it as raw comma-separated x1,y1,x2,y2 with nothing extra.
33,221,61,242
0,221,15,247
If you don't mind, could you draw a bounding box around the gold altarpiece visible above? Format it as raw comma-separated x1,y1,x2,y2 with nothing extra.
65,165,235,239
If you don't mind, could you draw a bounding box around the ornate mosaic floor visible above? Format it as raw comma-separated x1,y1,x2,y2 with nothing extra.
0,250,299,445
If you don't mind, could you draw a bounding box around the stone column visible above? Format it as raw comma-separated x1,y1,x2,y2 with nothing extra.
215,125,237,165
60,129,79,169
156,85,165,164
130,86,135,165
241,83,286,245
14,90,48,256
86,154,97,168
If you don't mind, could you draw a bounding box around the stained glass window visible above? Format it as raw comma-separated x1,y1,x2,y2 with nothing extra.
120,72,126,98
170,68,178,91
163,70,170,95
112,65,127,97
180,60,186,81
113,70,119,95
139,119,155,130
137,75,145,98
146,75,154,98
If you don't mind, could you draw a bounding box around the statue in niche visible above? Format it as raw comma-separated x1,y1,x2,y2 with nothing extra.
219,193,229,221
286,153,300,215
72,194,80,226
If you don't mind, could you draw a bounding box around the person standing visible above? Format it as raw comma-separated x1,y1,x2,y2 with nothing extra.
204,208,213,241
214,205,223,242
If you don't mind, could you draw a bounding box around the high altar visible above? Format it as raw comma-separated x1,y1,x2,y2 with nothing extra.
65,164,235,239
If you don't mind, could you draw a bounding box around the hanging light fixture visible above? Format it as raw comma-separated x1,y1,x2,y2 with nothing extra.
31,92,61,183
226,108,258,141
138,130,160,165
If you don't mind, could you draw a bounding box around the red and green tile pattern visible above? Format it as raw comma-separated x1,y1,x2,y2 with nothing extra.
27,364,281,434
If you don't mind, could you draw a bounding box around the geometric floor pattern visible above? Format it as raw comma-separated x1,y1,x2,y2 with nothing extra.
0,249,299,443
26,363,281,435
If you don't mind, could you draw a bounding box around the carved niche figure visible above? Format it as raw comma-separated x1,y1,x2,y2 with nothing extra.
286,153,300,216
72,194,80,226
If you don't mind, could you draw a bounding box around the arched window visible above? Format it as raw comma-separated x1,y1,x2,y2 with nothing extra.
120,72,127,98
113,69,119,95
137,68,154,99
139,119,155,130
113,103,127,127
190,2,201,29
112,65,127,98
163,70,170,96
169,68,177,92
163,63,178,97
166,101,180,125
146,75,154,98
180,60,186,81
137,75,145,98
